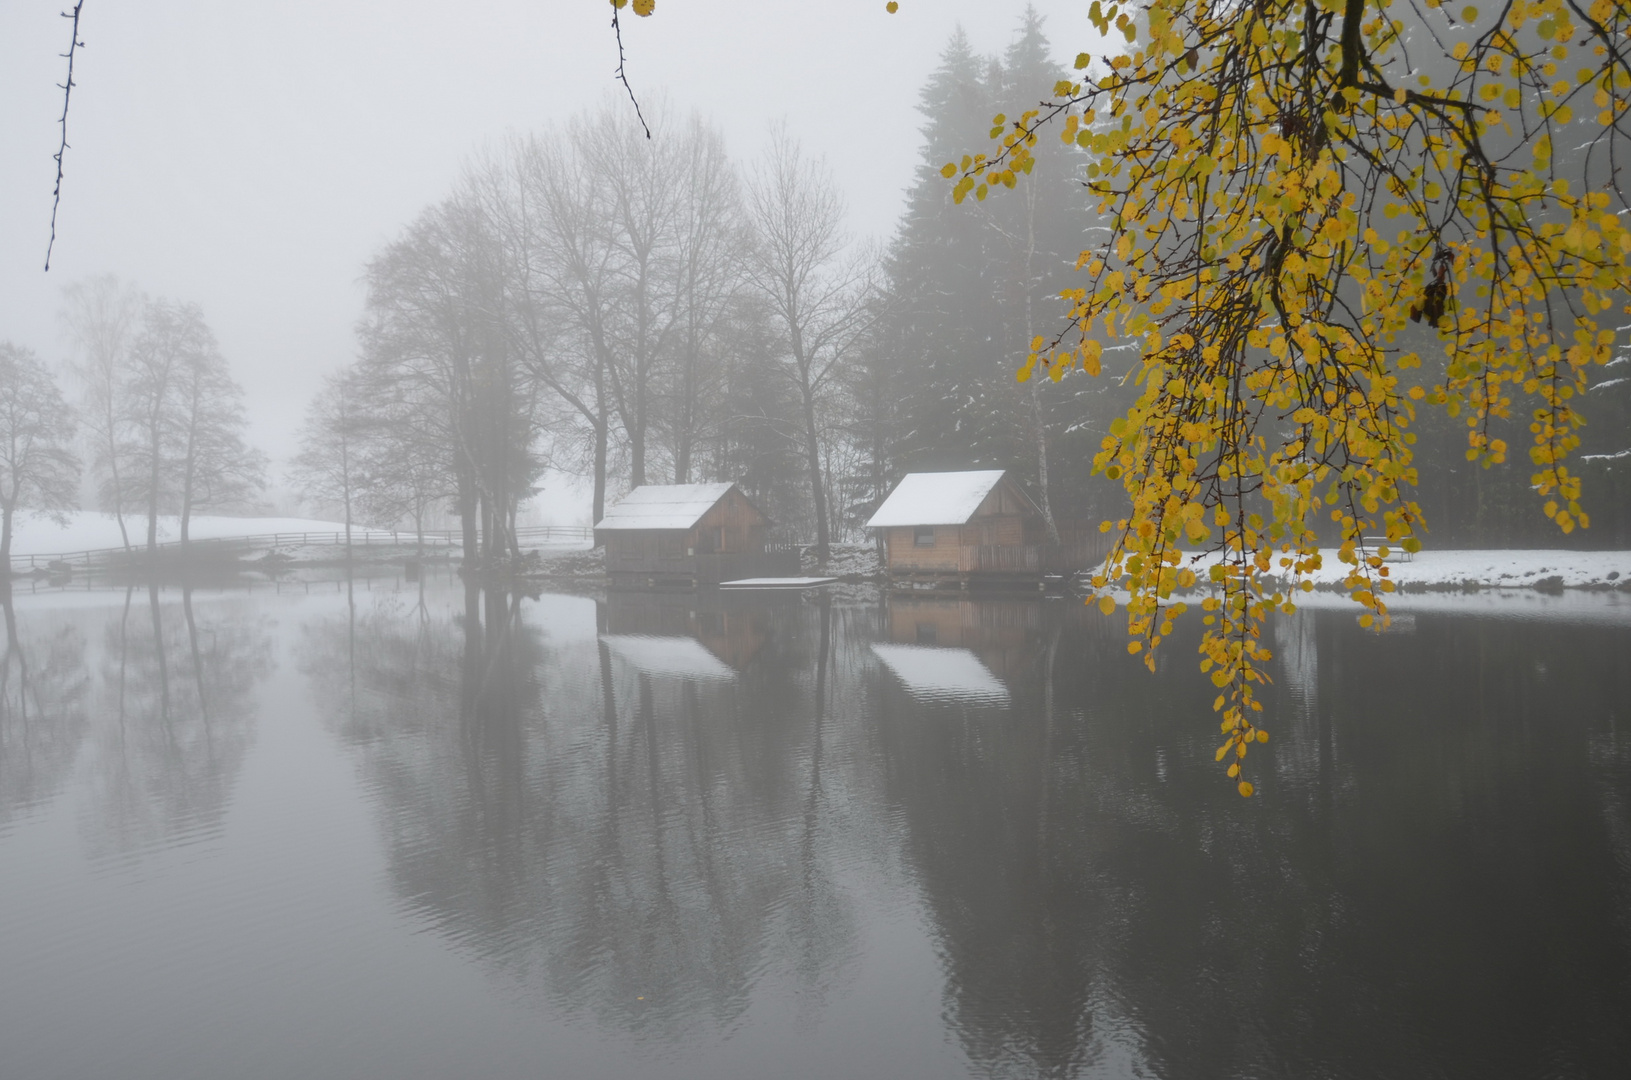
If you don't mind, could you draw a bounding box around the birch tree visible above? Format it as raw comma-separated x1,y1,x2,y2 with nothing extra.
60,275,143,551
744,130,876,557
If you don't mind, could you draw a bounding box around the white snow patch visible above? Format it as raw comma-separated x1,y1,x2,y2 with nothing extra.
1182,547,1631,591
600,634,736,681
719,577,836,588
871,643,1010,705
8,511,394,556
866,471,1006,528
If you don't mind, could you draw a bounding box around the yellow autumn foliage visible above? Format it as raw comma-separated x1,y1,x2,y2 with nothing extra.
936,0,1631,795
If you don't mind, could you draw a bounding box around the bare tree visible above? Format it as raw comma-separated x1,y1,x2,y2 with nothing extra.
582,104,686,488
361,196,537,566
60,275,144,551
506,124,620,524
665,118,750,483
123,301,262,556
291,369,363,550
173,322,263,545
743,129,877,557
123,301,193,555
0,343,80,565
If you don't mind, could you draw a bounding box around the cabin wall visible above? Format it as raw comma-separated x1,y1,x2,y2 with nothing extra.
602,530,695,573
884,525,963,572
694,489,770,555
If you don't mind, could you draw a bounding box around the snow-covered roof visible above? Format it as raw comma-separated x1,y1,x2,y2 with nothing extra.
865,470,1008,528
871,644,1010,705
594,482,737,531
601,635,736,680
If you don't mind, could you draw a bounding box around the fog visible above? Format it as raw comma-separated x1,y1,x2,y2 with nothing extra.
0,1,1083,467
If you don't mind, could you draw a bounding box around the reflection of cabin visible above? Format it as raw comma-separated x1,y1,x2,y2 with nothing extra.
888,597,1041,684
866,470,1101,586
596,482,797,588
605,591,771,673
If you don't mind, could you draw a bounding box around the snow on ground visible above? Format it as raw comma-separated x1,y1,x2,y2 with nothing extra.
803,542,884,578
7,510,397,555
1180,548,1631,591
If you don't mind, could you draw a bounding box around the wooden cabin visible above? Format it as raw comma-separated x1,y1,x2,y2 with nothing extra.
866,470,1100,585
596,482,795,587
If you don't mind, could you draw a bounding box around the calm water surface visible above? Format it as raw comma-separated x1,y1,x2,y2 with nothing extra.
1,575,1628,1079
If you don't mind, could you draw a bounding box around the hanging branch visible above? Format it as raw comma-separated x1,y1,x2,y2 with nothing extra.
46,1,86,272
610,3,651,140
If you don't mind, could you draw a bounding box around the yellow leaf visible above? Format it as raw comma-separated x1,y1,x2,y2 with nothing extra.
1238,781,1255,798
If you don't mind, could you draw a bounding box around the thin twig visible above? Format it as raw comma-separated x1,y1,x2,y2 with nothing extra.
46,1,86,272
610,5,651,140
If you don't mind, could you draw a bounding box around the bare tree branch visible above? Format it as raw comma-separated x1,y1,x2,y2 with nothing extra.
46,1,86,272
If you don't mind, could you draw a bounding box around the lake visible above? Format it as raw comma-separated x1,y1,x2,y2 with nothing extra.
2,574,1628,1079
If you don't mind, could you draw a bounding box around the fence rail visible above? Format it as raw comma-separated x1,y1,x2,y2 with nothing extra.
7,524,595,575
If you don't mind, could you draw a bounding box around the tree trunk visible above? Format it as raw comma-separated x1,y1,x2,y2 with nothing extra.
0,502,12,565
630,373,647,489
146,425,162,559
106,419,131,552
458,464,479,566
800,377,830,557
1022,183,1061,546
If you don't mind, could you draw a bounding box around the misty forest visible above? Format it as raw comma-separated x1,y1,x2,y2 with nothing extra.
5,5,1631,1079
9,15,1629,574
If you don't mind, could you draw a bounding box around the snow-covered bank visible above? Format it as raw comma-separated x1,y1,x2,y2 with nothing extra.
7,511,382,555
1185,548,1631,592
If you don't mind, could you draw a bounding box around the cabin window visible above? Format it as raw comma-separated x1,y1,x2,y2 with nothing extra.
913,525,936,547
915,622,937,644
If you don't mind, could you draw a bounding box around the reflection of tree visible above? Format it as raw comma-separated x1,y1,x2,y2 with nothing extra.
82,585,272,856
306,581,859,1040
0,586,90,825
874,603,1631,1078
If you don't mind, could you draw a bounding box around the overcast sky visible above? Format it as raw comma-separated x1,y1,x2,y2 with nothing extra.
0,1,1087,471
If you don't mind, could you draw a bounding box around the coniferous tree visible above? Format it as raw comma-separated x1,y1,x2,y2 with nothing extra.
877,13,1120,528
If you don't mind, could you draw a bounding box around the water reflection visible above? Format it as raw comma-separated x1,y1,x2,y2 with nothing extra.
9,576,1621,1077
0,586,90,826
295,582,1631,1075
303,582,862,1042
81,585,273,857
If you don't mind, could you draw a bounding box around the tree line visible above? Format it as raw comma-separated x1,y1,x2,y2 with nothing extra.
299,15,1131,563
1,278,262,565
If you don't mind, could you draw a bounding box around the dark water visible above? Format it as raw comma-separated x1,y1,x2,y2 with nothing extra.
1,576,1628,1079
